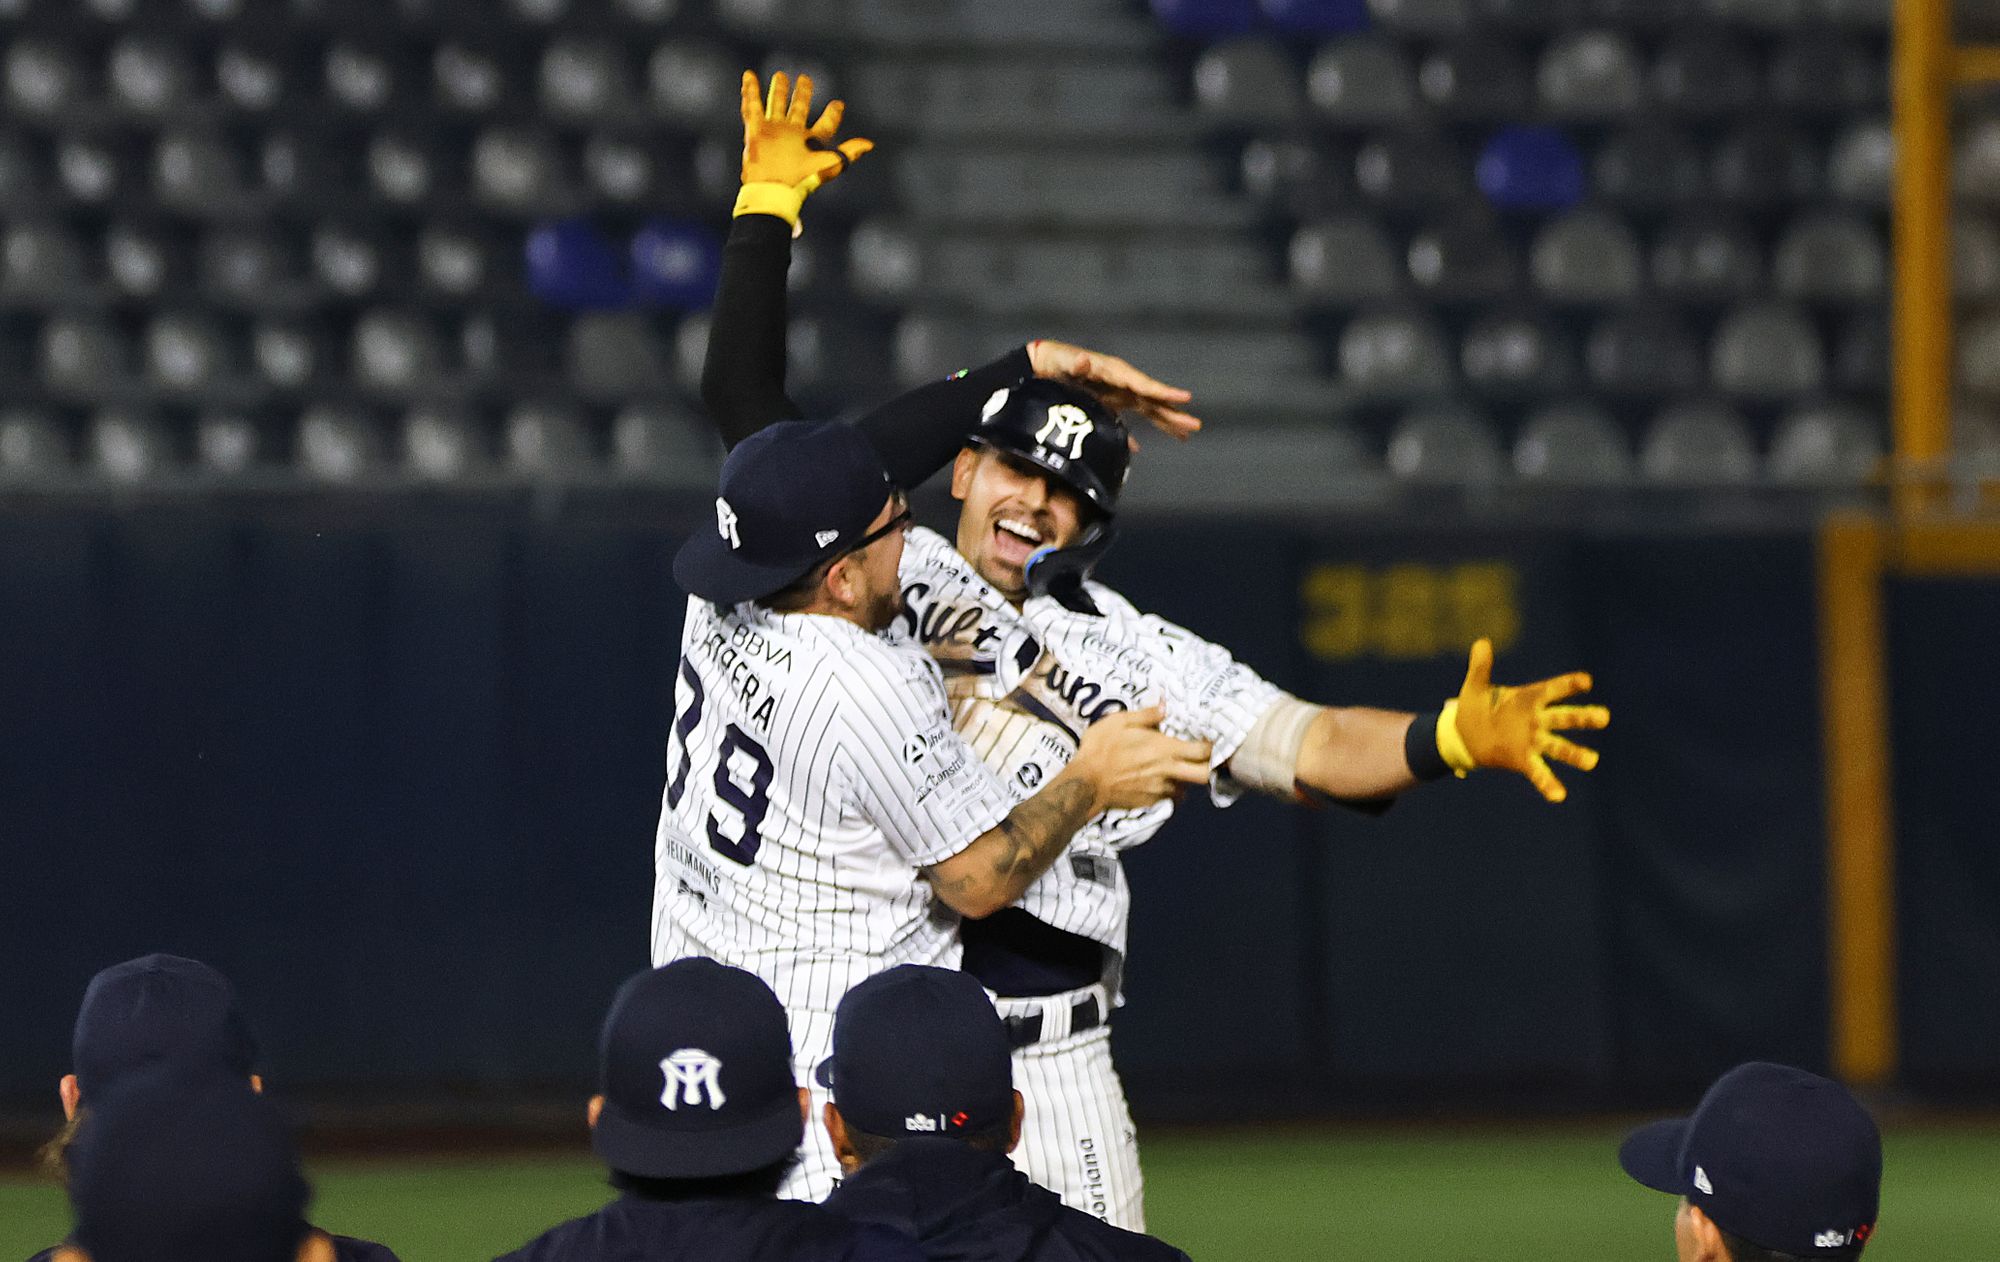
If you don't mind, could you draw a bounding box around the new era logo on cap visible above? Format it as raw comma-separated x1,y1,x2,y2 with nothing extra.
815,529,840,547
1694,1166,1713,1194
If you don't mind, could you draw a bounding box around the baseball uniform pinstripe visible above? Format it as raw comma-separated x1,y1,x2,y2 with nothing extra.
651,594,1015,1202
897,527,1282,1228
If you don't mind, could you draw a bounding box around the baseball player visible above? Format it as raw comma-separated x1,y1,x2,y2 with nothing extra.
700,73,1612,1229
652,408,1214,1204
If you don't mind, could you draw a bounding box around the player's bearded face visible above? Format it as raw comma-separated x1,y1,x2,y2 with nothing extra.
949,449,1085,600
846,495,909,632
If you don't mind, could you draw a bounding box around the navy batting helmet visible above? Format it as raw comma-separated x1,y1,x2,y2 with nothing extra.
970,379,1129,517
969,379,1129,613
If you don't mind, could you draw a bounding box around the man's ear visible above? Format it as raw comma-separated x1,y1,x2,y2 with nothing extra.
823,555,859,610
59,1074,80,1121
586,1095,604,1130
1685,1203,1729,1262
797,1086,811,1125
950,447,979,502
824,1100,859,1171
1007,1090,1025,1154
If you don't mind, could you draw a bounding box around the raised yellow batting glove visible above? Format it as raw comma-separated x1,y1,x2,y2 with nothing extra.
1434,638,1609,803
735,70,874,227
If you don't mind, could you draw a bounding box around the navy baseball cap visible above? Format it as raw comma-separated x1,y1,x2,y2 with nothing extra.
69,1070,310,1262
592,958,804,1180
1619,1062,1882,1256
72,954,258,1098
673,420,896,606
817,965,1013,1140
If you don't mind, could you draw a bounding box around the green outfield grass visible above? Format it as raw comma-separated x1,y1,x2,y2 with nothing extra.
2,1125,1993,1261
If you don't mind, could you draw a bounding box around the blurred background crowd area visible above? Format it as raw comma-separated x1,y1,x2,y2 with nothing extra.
0,0,1980,502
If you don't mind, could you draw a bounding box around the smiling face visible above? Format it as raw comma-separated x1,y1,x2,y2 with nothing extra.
949,446,1089,602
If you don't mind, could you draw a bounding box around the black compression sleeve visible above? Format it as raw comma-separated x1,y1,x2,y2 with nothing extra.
855,346,1034,490
700,213,802,450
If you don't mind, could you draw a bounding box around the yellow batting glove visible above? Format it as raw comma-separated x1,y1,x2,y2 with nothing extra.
735,70,875,227
1437,638,1610,803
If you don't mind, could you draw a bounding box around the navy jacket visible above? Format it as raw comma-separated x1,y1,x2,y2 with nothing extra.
494,1192,922,1262
29,1230,400,1262
822,1140,1191,1262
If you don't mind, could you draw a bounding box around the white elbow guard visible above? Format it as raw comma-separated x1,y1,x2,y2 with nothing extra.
1228,693,1324,798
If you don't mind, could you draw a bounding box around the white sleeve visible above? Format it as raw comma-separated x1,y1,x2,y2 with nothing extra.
837,646,1014,867
1141,614,1287,807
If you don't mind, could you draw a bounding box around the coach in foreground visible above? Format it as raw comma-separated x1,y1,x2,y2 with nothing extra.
496,959,921,1262
1619,1062,1882,1262
819,966,1190,1262
698,71,1611,1228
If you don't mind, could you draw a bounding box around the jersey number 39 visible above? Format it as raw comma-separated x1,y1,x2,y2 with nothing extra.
664,661,774,866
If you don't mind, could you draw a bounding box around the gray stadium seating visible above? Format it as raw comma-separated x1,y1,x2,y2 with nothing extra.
1957,216,2000,303
1513,401,1632,484
1712,303,1824,398
1530,210,1643,305
1418,43,1531,119
1193,40,1302,128
1369,0,1474,36
0,409,69,478
1537,31,1644,121
568,312,673,399
402,407,489,480
1291,216,1401,305
1639,401,1759,483
1307,38,1417,126
1339,310,1455,399
505,401,594,476
297,405,383,481
1651,215,1763,303
1767,401,1882,483
88,409,173,482
1386,403,1505,484
612,401,720,483
1773,212,1886,304
194,411,259,475
1652,30,1759,119
1462,311,1574,396
1827,119,1892,204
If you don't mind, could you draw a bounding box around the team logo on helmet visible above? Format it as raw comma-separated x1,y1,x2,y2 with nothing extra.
1035,404,1096,460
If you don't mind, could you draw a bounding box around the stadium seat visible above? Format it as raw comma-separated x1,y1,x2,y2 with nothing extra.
1651,214,1763,303
1710,126,1822,209
56,132,132,206
567,311,672,399
1355,132,1467,211
252,318,329,391
1291,216,1402,305
1587,0,1697,28
1586,306,1703,398
354,309,445,395
296,405,382,481
1593,127,1704,210
1536,31,1643,121
1513,401,1631,483
1405,218,1518,302
200,228,307,309
417,223,494,299
41,316,131,401
194,410,259,474
1810,0,1888,25
367,131,446,206
1639,401,1759,483
508,0,572,23
541,38,636,122
1958,116,2000,206
1193,40,1302,128
648,41,740,127
1710,303,1824,399
1768,34,1881,116
433,41,509,114
105,220,184,300
505,401,595,476
1766,401,1881,483
1772,212,1885,304
311,224,385,300
1650,29,1758,120
1956,216,2000,302
1461,309,1575,395
472,127,568,215
1833,310,1886,393
1385,402,1505,484
1529,209,1643,305
527,217,628,309
88,409,173,482
0,409,70,478
1,221,93,304
1476,126,1585,211
1963,314,2000,399
323,40,403,113
0,133,49,212
1827,119,1892,205
1149,0,1261,38
1261,0,1370,33
1369,0,1473,35
143,313,230,393
1241,139,1350,217
1419,44,1532,120
1338,309,1456,397
1472,0,1587,31
847,219,921,301
107,35,197,116
6,40,84,119
402,406,489,480
1703,0,1807,29
155,131,248,215
630,218,722,310
215,39,288,112
613,401,720,482
1306,38,1417,127
581,132,658,205
259,130,345,205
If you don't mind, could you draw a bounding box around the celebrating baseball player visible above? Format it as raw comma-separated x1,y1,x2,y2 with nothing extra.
652,234,1217,1203
699,73,1611,1227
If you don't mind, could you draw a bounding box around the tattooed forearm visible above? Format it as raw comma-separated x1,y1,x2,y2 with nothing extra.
924,771,1101,919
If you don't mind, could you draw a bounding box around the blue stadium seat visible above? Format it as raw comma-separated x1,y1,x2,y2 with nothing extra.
1149,0,1261,37
527,217,629,309
1651,29,1758,120
1593,127,1705,210
1260,0,1370,33
630,218,722,311
1476,126,1583,212
1419,43,1532,120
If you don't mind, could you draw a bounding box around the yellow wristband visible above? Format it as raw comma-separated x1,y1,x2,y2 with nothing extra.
1435,699,1475,777
733,182,808,226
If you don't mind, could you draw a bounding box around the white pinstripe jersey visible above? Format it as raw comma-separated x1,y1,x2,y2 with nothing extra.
898,527,1283,961
650,595,1014,1014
